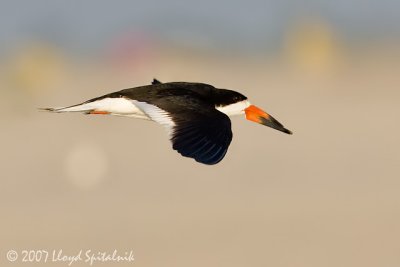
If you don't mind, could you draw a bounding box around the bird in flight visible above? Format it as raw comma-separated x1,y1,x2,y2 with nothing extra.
42,79,292,165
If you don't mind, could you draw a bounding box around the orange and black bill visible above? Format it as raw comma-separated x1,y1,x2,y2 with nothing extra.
245,105,292,134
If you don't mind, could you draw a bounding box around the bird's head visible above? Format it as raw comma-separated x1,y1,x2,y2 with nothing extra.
214,89,292,135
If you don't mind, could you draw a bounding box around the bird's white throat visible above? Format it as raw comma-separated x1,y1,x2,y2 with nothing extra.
216,100,251,117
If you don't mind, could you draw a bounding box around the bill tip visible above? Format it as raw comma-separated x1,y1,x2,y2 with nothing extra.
284,128,293,135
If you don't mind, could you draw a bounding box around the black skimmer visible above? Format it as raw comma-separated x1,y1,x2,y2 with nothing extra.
42,79,292,165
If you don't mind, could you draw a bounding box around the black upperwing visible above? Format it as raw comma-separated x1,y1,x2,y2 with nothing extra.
165,98,233,165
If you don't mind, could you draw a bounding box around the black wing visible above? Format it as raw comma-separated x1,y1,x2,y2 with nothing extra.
171,110,232,165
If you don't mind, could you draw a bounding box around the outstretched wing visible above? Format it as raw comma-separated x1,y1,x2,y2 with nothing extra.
134,97,232,165
171,114,232,165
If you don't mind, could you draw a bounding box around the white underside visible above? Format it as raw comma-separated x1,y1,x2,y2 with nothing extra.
50,97,150,120
51,98,250,116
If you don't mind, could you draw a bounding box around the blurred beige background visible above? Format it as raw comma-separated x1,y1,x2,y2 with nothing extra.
1,1,400,266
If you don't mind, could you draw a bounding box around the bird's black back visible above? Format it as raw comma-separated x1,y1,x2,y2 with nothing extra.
87,82,247,110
